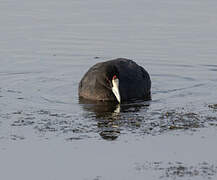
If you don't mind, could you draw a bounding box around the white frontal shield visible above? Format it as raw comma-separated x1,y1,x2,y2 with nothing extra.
112,78,121,103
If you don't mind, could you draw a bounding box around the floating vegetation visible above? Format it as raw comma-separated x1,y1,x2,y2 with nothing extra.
11,118,35,126
99,130,120,140
0,101,217,141
159,111,203,131
208,104,217,110
135,161,217,180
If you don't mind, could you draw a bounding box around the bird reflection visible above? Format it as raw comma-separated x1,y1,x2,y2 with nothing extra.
79,98,150,140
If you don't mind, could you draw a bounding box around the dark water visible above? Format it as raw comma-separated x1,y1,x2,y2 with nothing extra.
1,0,217,179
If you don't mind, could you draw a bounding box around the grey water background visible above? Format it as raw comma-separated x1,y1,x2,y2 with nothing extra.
1,0,217,179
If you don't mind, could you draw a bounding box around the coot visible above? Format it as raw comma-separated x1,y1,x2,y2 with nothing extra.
79,58,151,103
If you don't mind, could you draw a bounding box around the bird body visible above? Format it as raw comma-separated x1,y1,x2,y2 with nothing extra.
79,58,151,103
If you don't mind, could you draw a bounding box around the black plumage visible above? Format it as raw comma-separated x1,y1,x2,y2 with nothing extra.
79,58,151,102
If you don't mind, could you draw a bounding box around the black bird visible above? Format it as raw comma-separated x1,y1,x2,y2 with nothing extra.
79,58,151,103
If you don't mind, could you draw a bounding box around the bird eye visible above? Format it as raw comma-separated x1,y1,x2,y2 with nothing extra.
112,75,117,80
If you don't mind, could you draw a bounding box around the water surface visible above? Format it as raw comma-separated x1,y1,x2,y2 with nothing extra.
0,0,217,179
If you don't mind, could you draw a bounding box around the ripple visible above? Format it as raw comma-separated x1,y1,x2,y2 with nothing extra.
210,68,217,72
0,71,43,76
151,73,196,81
7,89,22,94
201,64,217,68
40,96,70,104
155,83,204,94
10,134,25,141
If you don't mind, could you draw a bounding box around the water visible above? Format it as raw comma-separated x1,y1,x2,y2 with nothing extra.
0,0,217,179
